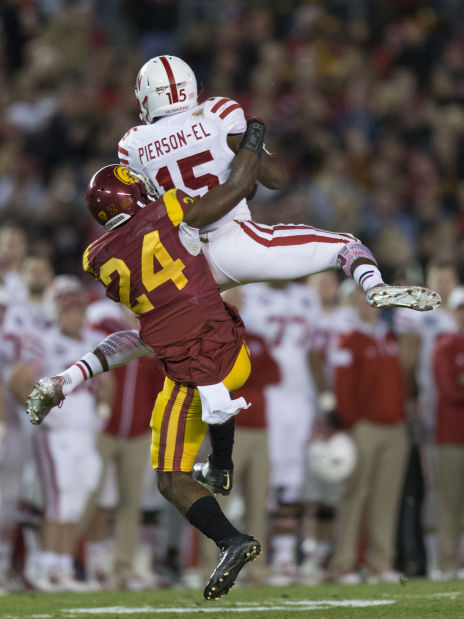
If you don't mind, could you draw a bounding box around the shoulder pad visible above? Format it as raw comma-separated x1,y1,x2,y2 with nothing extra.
204,97,246,133
118,126,140,164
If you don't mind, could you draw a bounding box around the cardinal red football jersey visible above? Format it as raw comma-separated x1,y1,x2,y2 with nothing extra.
83,189,245,385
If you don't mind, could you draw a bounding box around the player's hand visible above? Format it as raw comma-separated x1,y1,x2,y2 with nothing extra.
318,391,342,430
26,376,66,425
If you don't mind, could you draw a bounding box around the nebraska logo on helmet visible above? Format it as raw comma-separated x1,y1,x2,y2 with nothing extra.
135,56,198,124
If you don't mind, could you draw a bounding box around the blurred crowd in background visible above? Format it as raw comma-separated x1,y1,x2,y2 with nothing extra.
1,0,464,594
1,0,464,280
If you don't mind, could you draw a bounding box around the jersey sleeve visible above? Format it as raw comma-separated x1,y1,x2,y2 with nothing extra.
82,241,99,280
118,127,140,167
161,188,196,227
204,97,247,135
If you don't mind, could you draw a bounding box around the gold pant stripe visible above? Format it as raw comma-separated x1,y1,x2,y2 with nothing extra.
151,343,251,472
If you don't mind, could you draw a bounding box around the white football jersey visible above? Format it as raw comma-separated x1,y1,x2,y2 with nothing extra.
35,326,105,432
118,97,248,233
3,300,54,371
239,282,320,393
310,305,358,388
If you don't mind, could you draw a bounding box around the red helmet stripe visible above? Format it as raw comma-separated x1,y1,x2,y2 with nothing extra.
219,103,241,119
159,56,179,103
210,97,231,113
118,146,129,156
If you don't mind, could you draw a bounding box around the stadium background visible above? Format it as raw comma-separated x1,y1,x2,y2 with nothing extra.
0,0,463,593
1,0,463,281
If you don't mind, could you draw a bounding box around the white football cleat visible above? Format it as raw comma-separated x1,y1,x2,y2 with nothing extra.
26,376,66,425
366,284,441,311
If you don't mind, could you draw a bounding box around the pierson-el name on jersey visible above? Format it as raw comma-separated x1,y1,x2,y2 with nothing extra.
138,122,211,164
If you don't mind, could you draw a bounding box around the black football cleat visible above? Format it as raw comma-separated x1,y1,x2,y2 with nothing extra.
192,455,233,496
204,534,261,600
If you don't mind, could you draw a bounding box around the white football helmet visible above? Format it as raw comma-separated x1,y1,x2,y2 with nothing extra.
307,432,357,484
135,55,198,124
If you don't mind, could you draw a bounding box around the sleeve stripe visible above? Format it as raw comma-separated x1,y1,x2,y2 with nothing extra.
118,146,129,156
119,157,129,164
210,97,231,113
219,103,241,119
162,189,183,226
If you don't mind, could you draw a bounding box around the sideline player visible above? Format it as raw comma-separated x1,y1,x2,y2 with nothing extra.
224,280,319,585
119,55,440,313
26,120,265,601
11,277,112,591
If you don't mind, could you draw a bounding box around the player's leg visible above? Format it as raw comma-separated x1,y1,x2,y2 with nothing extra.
193,344,251,496
201,221,440,311
112,433,150,588
54,433,101,591
150,352,260,601
266,389,312,585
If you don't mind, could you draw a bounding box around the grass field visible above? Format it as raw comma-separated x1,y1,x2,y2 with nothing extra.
1,579,463,619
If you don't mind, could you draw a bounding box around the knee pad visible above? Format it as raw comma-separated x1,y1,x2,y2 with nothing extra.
337,241,377,277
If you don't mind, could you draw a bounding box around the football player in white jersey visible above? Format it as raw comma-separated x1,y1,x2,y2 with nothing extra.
112,55,441,507
10,276,113,591
118,55,440,314
226,280,320,584
301,272,358,583
0,286,24,592
3,255,54,354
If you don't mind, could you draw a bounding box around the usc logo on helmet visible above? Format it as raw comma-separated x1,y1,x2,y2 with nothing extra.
113,166,140,185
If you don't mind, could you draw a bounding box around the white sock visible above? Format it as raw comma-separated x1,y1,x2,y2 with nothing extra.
58,554,74,576
424,533,438,575
315,541,331,562
272,534,296,566
39,551,60,572
59,352,104,396
0,541,12,574
86,541,107,575
352,264,384,291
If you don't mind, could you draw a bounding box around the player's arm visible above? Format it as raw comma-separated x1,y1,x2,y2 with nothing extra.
25,330,154,425
8,363,38,404
183,119,265,229
227,132,287,190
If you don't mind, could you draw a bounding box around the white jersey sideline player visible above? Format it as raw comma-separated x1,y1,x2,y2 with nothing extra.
232,281,319,584
118,54,440,312
12,276,113,592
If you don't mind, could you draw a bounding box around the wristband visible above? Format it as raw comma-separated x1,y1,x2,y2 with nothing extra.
239,119,265,156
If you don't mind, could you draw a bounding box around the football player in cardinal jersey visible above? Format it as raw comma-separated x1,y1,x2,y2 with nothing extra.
26,122,266,601
118,55,441,313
